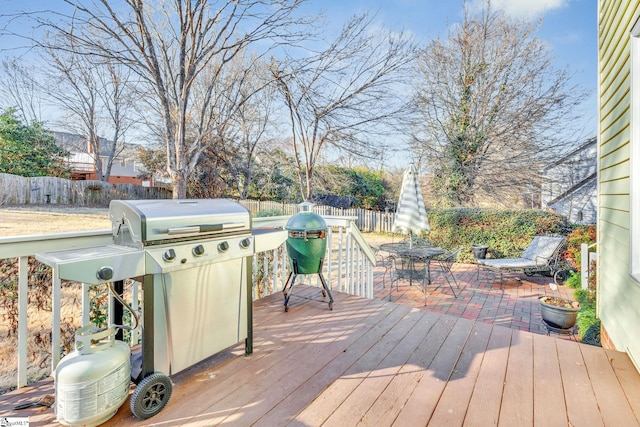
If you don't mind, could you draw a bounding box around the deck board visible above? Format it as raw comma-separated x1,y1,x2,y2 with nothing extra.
1,286,640,427
556,338,604,427
428,321,493,426
606,349,640,422
392,317,474,426
356,312,455,426
292,303,413,426
532,333,567,426
464,325,512,427
581,343,640,426
499,329,534,426
320,309,430,426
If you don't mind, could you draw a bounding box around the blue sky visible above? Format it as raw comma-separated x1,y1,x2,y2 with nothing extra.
1,0,597,142
306,0,598,139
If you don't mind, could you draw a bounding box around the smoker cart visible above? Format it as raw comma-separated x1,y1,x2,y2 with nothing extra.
282,202,334,312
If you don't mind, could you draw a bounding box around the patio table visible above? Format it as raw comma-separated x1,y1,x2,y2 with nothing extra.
379,242,445,301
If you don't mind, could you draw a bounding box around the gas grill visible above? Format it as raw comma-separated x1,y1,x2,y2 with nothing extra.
36,198,287,421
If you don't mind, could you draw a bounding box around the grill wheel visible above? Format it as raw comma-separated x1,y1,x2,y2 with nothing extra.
130,373,173,419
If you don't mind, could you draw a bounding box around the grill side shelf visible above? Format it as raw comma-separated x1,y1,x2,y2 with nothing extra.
36,245,146,285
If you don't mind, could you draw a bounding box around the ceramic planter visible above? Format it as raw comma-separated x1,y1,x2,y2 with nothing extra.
538,296,580,329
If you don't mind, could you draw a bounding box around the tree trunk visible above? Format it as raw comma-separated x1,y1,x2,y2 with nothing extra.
172,171,188,199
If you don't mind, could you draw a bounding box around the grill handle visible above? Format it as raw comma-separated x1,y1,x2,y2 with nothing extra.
166,222,245,235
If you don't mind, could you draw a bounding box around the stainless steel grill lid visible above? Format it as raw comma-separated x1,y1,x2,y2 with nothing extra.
109,199,251,246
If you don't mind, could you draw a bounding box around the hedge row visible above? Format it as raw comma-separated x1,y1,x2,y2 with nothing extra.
426,208,571,263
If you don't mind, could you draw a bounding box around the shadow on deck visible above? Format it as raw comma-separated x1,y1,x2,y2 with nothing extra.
2,285,640,426
373,260,579,336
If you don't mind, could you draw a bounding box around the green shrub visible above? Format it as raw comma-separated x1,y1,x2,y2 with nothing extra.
564,225,596,271
427,208,569,262
564,270,581,289
571,277,600,345
255,208,285,217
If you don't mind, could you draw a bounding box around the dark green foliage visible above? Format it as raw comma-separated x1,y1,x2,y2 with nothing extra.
564,270,581,289
564,225,596,271
246,149,300,203
315,165,389,210
581,323,601,346
427,208,569,262
565,270,600,345
256,208,285,217
0,108,69,177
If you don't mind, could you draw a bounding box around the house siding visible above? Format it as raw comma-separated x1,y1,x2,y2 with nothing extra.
598,0,640,370
542,139,597,224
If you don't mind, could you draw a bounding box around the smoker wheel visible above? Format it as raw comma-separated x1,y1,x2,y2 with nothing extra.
130,373,173,420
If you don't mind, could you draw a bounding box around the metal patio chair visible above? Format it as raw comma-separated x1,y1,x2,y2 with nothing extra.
372,246,392,288
431,247,463,297
388,253,431,306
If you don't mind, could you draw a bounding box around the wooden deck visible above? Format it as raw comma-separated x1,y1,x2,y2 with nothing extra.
3,285,640,426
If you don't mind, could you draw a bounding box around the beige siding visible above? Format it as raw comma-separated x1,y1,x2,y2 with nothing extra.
598,0,640,369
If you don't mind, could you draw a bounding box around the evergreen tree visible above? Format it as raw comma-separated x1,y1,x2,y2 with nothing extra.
0,108,69,177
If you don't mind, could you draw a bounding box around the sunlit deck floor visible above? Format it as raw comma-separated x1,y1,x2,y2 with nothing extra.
3,285,640,426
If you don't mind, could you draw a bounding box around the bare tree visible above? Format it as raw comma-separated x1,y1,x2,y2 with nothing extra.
24,0,310,198
43,43,134,182
271,13,418,201
227,57,278,199
96,61,137,181
0,58,44,124
175,51,281,199
412,2,587,207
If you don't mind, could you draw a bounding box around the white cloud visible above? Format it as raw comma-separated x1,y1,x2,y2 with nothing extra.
469,0,569,18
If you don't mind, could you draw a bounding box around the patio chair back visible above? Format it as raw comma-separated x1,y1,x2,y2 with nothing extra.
433,247,463,297
372,246,392,288
437,247,463,270
521,235,566,264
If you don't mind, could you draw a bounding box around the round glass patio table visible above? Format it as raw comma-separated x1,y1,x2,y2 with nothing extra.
378,243,445,301
378,242,445,259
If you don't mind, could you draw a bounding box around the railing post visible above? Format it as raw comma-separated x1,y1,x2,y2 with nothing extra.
81,283,90,326
18,256,28,388
51,268,62,372
338,227,344,292
581,243,588,290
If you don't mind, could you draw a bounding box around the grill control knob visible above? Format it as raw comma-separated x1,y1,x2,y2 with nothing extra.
163,249,176,262
218,241,229,253
96,266,114,281
192,244,205,257
239,238,251,249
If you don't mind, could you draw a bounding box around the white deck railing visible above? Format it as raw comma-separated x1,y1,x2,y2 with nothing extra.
0,215,375,392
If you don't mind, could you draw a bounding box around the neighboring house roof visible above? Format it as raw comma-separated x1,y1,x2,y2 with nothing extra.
543,136,597,172
52,131,147,178
546,172,597,207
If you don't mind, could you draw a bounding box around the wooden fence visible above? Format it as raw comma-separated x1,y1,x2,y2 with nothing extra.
238,200,396,233
0,173,396,233
0,173,171,205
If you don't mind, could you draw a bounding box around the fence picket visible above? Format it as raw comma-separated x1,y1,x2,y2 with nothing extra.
0,172,399,233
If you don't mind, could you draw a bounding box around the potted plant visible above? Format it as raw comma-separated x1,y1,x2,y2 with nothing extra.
538,296,580,329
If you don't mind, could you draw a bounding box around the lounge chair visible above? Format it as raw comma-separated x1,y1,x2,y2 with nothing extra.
476,235,569,285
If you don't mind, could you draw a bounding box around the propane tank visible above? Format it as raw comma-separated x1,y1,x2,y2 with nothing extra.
54,324,130,427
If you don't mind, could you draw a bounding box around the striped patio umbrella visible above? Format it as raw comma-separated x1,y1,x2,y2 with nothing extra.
392,165,429,236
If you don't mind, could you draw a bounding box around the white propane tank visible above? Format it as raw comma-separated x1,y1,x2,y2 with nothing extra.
54,324,130,427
